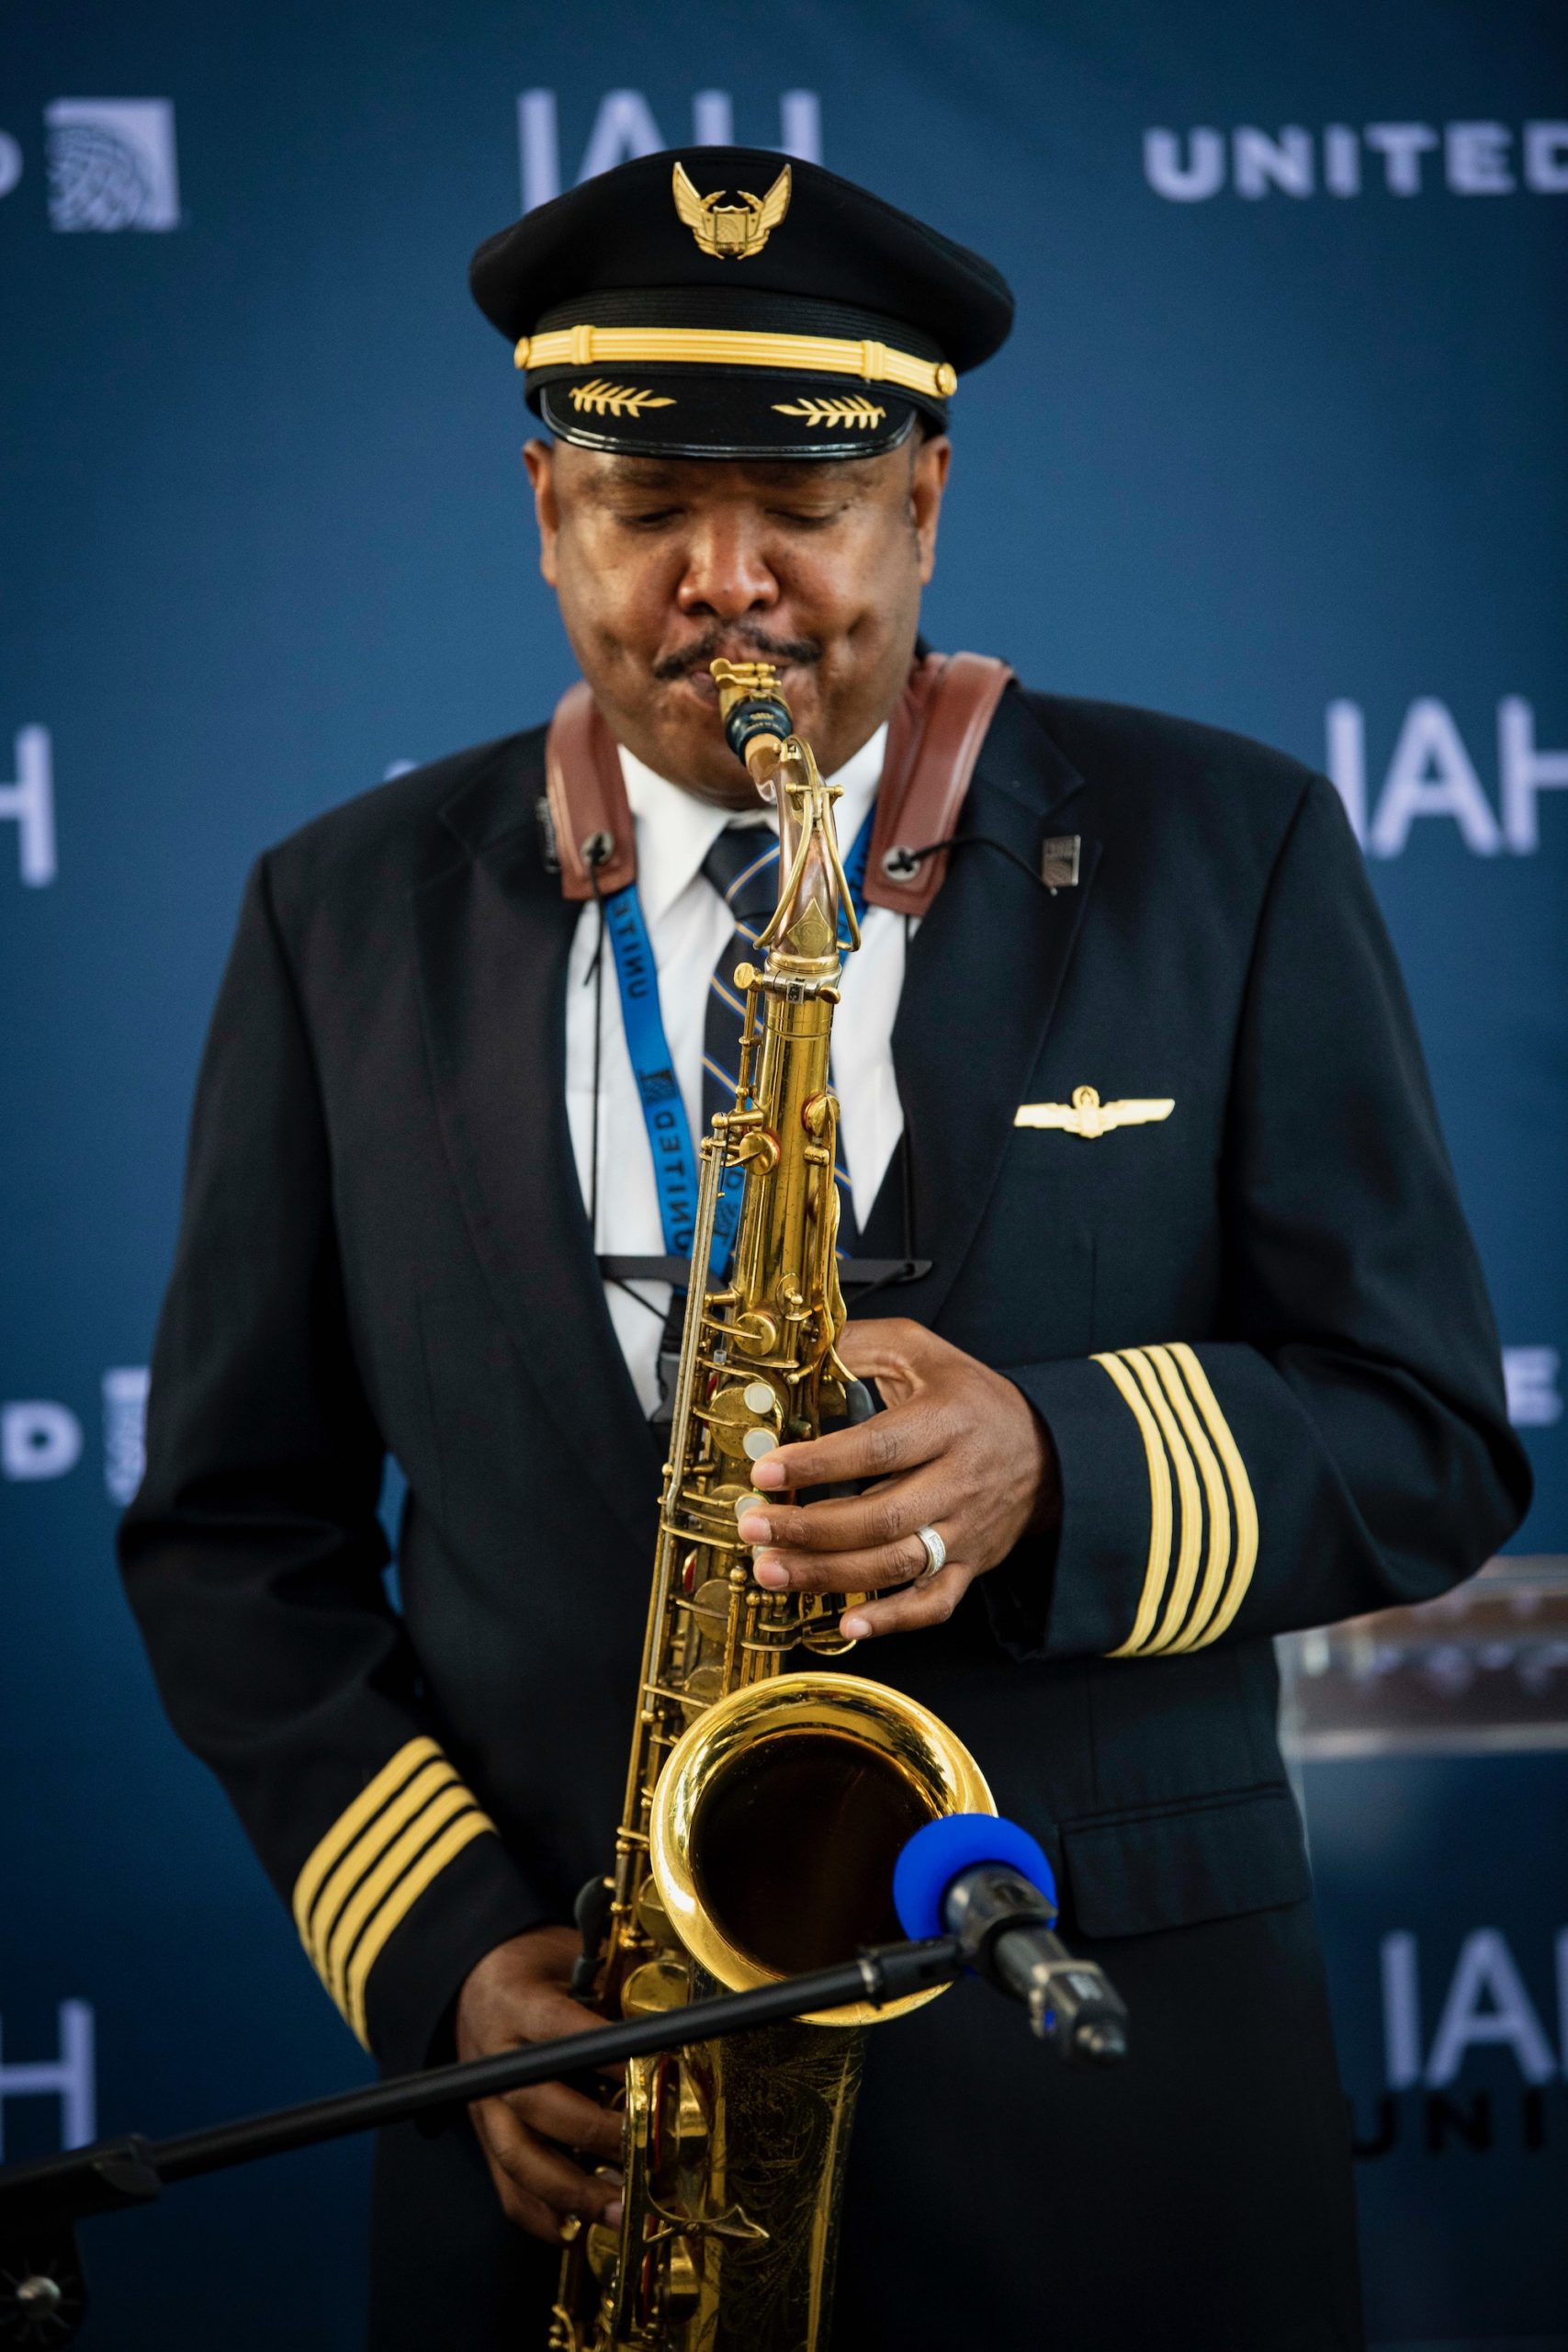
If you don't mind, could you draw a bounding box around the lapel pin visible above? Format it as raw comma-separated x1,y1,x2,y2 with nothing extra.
1015,1086,1174,1139
1040,834,1081,891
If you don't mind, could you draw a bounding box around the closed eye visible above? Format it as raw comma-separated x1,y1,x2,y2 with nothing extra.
770,497,851,525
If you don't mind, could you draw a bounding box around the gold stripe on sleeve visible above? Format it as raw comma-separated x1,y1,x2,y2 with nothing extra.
1144,1345,1233,1654
306,1758,458,1981
1167,1343,1259,1645
1092,1351,1175,1657
320,1781,479,2015
291,1736,441,1947
292,1737,502,2044
1120,1349,1203,1654
344,1810,498,2046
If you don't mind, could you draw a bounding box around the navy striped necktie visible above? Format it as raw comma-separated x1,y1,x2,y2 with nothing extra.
699,823,858,1253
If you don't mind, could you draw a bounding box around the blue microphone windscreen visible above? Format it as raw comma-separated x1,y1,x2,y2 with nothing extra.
893,1813,1057,1941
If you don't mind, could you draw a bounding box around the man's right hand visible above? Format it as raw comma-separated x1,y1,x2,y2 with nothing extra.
455,1923,624,2244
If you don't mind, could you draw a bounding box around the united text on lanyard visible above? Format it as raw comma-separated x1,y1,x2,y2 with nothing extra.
600,803,875,1282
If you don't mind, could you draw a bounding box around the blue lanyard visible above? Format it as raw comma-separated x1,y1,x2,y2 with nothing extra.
840,806,874,950
601,804,875,1280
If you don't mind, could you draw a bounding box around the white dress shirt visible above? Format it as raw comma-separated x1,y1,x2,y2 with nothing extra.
565,723,915,1415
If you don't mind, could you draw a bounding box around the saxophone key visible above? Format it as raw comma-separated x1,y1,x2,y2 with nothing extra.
686,1579,733,1644
680,1661,725,1715
634,1874,673,1945
705,1383,781,1461
622,1955,689,2017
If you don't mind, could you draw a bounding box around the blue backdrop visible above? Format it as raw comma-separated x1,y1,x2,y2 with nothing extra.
3,4,1565,2345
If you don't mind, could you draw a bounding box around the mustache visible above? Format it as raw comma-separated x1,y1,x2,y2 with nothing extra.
652,626,823,684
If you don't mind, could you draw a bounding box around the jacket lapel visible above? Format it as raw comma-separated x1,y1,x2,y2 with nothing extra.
412,736,660,1544
885,688,1100,1330
408,689,1095,1513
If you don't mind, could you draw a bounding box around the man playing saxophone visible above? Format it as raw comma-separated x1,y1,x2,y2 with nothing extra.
120,149,1528,2350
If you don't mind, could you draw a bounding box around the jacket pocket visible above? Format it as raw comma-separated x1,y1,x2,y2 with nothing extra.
1059,1784,1310,1939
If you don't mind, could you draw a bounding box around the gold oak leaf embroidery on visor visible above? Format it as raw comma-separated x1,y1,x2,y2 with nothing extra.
1015,1086,1174,1138
567,379,676,418
290,1736,498,2046
671,158,792,259
1093,1343,1258,1659
772,396,887,429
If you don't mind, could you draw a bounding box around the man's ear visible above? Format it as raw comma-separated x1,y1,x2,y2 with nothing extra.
523,438,558,586
910,433,951,585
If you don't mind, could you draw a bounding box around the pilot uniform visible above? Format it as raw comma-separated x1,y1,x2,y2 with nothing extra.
119,149,1530,2351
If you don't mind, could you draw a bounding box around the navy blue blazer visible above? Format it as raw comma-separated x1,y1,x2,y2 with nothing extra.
118,680,1529,2072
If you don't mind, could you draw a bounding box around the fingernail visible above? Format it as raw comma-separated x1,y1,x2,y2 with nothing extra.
840,1613,872,1639
751,1458,784,1487
753,1555,788,1589
605,2198,624,2228
738,1510,770,1544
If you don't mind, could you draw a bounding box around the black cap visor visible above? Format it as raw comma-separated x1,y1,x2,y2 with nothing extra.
536,368,930,459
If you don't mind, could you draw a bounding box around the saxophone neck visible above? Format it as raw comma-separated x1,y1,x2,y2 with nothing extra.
710,661,861,964
711,657,791,788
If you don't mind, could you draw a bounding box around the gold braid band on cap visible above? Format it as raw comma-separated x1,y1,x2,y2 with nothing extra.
514,323,959,401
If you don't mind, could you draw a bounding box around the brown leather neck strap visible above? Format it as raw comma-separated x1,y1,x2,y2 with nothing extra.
544,651,1013,912
863,651,1013,915
545,681,637,901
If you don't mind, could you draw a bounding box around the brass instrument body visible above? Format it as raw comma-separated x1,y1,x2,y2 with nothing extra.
551,665,992,2352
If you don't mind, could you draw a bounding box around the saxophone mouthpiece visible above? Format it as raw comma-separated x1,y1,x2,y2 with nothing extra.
711,658,793,786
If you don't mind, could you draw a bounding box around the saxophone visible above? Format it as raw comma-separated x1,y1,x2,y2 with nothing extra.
550,663,993,2352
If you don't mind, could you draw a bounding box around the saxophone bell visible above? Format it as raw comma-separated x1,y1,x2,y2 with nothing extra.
650,1672,991,2027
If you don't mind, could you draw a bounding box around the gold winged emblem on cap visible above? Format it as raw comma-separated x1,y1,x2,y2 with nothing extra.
672,159,792,259
1014,1086,1175,1139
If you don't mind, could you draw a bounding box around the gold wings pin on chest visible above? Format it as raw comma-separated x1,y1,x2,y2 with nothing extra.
1014,1086,1175,1139
672,160,792,258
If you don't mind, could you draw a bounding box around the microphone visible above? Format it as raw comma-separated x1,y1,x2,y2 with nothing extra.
894,1815,1128,2066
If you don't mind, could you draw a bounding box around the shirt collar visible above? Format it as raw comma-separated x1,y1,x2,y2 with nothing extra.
618,722,889,929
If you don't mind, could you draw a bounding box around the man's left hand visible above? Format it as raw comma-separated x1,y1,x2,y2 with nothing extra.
737,1318,1059,1639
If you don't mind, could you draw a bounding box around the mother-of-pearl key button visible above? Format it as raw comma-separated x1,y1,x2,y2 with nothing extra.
742,1428,779,1460
742,1382,776,1416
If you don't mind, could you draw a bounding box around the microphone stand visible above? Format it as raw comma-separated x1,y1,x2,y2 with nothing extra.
0,1935,964,2347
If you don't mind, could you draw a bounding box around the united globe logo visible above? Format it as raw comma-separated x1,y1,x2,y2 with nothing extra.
44,100,179,232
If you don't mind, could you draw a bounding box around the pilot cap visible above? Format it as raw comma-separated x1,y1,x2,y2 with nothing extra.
468,147,1014,461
